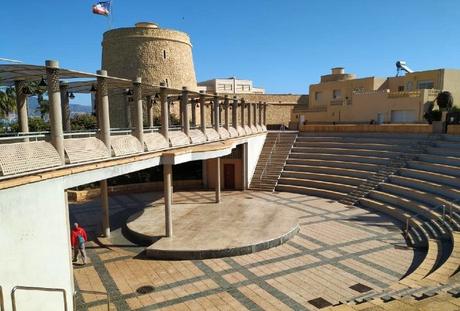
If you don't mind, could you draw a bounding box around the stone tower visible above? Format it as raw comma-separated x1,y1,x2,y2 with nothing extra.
101,22,197,127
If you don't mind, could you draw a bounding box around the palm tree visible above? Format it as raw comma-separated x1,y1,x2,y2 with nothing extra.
27,81,49,119
0,87,16,118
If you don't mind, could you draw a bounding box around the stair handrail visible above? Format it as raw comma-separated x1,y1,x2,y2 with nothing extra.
273,132,298,192
259,132,281,181
404,201,458,242
11,286,68,311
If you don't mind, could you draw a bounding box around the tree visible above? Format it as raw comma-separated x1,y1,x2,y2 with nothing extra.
71,114,97,130
27,81,49,119
0,87,16,118
436,91,454,111
423,102,442,124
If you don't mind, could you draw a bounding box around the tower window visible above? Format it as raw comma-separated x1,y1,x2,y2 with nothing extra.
163,50,167,59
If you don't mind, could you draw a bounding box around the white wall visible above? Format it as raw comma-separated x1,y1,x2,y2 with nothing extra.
246,133,267,185
0,178,73,311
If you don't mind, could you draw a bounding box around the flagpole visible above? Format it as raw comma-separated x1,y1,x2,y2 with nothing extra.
108,0,113,30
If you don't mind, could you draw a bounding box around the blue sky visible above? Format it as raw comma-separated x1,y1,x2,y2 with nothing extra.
1,0,460,98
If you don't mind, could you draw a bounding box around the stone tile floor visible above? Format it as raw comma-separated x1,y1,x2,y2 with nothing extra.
71,191,419,311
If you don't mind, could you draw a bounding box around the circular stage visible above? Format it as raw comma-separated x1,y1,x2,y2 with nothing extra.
126,191,300,259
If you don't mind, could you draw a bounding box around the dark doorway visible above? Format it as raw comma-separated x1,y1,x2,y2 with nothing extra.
224,164,235,189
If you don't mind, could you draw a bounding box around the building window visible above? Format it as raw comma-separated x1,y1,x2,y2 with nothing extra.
417,80,434,89
163,50,167,59
315,91,322,102
217,84,233,91
236,84,250,92
406,81,413,91
333,89,342,99
398,86,404,92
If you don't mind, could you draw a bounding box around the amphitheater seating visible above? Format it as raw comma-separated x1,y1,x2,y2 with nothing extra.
261,131,460,306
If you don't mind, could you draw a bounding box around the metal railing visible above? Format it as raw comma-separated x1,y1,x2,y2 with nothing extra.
11,286,68,311
259,132,281,181
404,199,459,242
273,132,298,191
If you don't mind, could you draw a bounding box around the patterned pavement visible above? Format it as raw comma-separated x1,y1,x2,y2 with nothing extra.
70,191,416,311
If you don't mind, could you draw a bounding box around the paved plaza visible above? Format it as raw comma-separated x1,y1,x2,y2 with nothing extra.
71,191,417,310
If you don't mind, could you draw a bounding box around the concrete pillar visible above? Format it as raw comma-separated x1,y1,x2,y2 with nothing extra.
100,179,110,237
224,95,230,130
253,103,257,127
232,96,238,129
163,164,173,237
46,60,65,164
264,102,267,125
200,92,206,134
96,70,111,151
210,105,214,126
147,95,154,128
160,85,169,141
59,83,71,132
215,157,221,203
191,98,196,127
258,101,263,127
247,101,252,129
181,87,190,136
133,77,144,148
240,99,245,129
213,94,219,132
14,80,29,135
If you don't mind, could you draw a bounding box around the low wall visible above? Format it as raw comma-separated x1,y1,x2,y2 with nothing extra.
299,124,433,134
447,124,460,135
68,179,202,202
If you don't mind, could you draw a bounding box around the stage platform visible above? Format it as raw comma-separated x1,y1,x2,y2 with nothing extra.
126,191,300,259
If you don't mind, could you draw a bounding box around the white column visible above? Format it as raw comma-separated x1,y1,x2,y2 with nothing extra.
258,101,263,127
133,77,144,149
59,82,71,132
160,85,169,141
163,164,173,237
14,80,29,136
240,99,245,129
46,60,65,164
100,180,110,237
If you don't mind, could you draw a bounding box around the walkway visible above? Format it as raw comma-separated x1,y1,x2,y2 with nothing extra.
70,191,415,310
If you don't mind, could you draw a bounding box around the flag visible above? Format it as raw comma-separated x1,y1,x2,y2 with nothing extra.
92,1,111,16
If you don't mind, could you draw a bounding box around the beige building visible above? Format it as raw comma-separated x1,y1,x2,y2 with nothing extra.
198,77,265,94
294,67,460,124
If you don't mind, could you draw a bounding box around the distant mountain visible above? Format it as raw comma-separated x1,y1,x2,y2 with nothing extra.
27,97,92,116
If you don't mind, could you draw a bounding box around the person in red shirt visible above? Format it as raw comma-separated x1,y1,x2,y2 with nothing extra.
71,223,88,265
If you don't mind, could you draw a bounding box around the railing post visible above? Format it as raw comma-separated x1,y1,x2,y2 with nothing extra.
224,95,230,131
181,87,190,136
232,96,238,129
213,94,220,132
247,100,252,130
147,95,154,128
199,91,206,135
132,77,144,149
258,101,263,128
46,60,65,164
160,84,169,142
240,99,245,130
